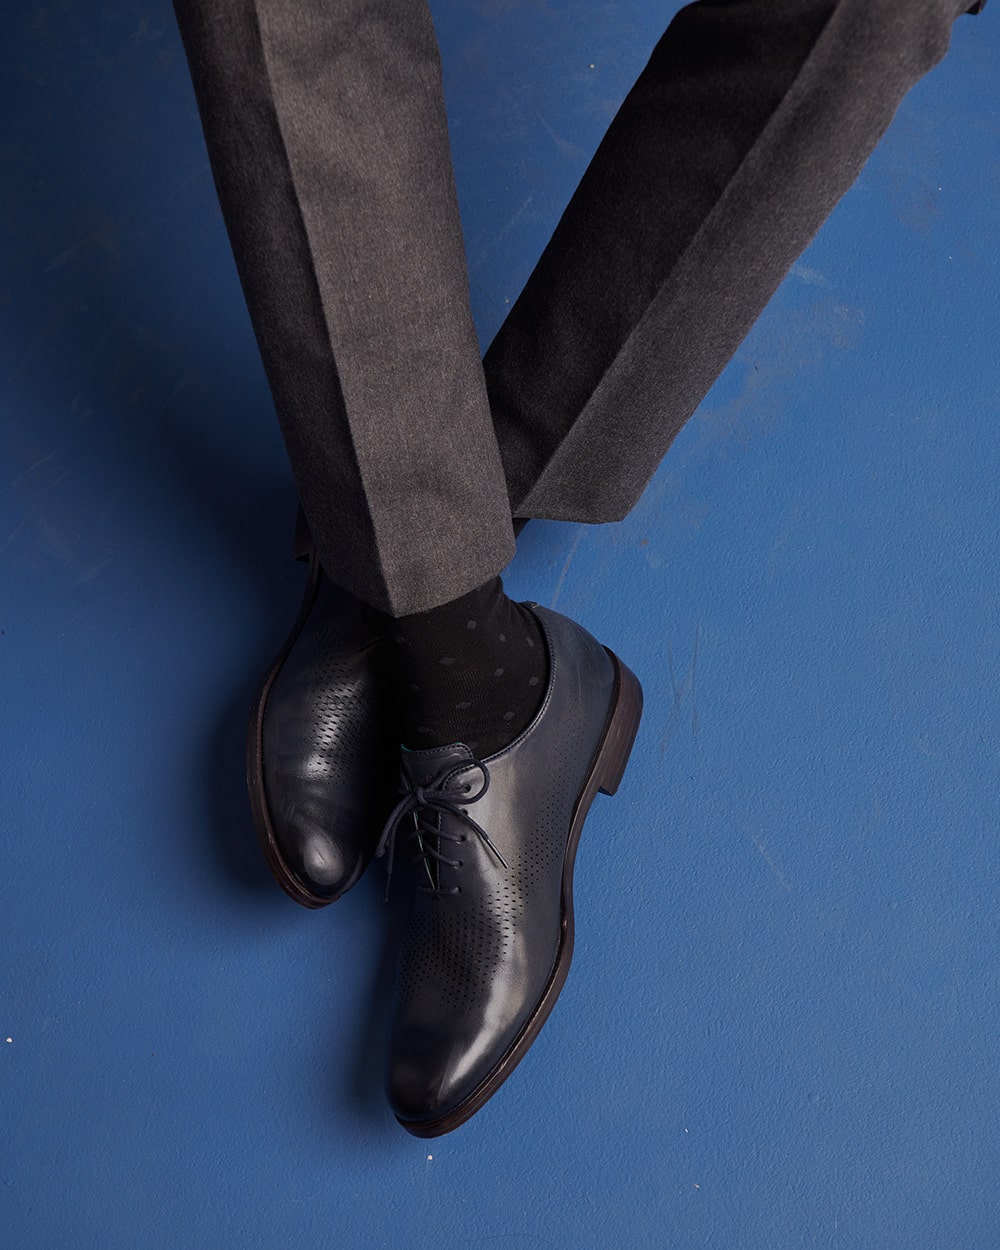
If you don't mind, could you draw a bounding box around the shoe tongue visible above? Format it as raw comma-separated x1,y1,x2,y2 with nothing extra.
400,742,475,789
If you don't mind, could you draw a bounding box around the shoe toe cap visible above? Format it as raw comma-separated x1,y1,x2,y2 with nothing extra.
274,787,366,898
388,1050,468,1127
293,826,350,890
387,1018,518,1130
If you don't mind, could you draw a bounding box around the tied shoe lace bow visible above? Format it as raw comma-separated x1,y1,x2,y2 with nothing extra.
376,759,509,899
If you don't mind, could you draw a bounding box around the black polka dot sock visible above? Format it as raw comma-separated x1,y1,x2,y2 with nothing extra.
383,576,547,757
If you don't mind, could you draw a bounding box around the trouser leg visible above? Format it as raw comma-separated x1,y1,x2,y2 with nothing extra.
174,0,981,612
172,0,515,615
486,0,982,523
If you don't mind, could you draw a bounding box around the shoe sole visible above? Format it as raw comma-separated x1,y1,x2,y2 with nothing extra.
396,647,644,1137
246,556,353,909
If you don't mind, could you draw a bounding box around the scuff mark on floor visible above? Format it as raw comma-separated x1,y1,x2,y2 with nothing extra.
549,524,584,609
660,620,700,757
753,837,792,892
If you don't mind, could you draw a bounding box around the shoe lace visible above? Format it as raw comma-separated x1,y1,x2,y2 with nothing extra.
375,758,508,899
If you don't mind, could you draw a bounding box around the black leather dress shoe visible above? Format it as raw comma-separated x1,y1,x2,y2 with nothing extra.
247,551,397,907
378,604,643,1136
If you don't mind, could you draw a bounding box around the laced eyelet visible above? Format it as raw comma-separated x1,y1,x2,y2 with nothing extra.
376,757,503,899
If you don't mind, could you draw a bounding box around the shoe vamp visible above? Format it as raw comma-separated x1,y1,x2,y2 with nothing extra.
262,627,391,869
393,843,561,1078
392,754,578,1053
264,608,386,785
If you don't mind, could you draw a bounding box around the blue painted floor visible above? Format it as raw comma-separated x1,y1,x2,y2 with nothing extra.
3,3,999,1247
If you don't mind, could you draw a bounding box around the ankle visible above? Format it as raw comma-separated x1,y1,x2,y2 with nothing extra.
384,578,547,756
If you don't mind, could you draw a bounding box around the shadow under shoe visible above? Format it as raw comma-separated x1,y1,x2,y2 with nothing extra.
380,603,643,1135
247,554,398,907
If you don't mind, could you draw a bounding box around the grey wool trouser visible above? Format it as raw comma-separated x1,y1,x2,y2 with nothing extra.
172,0,983,615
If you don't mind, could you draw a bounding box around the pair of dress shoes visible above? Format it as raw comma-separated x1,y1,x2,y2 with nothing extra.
248,547,643,1136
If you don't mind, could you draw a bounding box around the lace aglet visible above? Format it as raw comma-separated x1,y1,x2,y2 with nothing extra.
482,833,509,871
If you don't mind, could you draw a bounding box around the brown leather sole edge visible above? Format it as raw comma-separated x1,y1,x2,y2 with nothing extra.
396,648,644,1137
245,555,353,909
